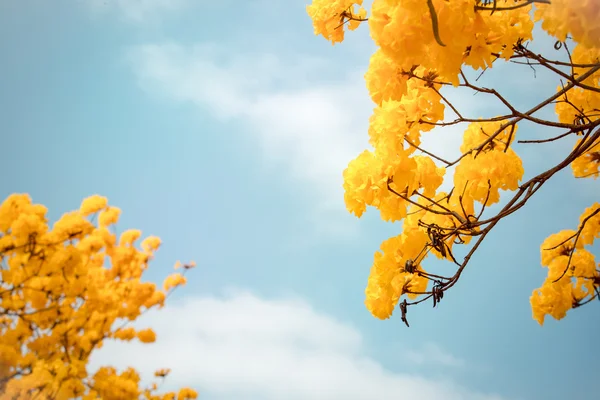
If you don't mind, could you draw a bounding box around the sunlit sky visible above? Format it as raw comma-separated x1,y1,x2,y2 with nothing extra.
1,1,598,399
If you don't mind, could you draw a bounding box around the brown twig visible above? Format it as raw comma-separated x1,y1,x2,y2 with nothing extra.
474,0,550,12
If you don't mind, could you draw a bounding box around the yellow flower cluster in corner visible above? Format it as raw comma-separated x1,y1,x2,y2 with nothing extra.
534,0,600,49
308,0,600,323
0,193,198,399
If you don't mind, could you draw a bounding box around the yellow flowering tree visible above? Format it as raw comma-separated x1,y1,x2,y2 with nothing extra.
0,194,198,399
307,0,600,326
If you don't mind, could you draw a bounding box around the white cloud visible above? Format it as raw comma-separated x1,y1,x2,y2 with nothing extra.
128,43,372,237
89,290,506,400
87,0,188,22
128,44,371,202
405,342,465,368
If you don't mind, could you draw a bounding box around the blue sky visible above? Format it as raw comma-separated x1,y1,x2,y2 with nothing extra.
1,1,598,399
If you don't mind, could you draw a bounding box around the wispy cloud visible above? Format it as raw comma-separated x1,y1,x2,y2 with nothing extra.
127,43,372,237
128,43,370,201
87,0,189,23
405,342,466,368
90,290,506,400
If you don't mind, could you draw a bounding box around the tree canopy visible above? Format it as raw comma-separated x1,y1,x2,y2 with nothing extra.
0,194,198,399
307,0,600,326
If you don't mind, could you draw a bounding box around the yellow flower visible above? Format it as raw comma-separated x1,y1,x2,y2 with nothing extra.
0,193,34,232
142,236,162,252
163,273,187,291
120,229,142,246
579,203,600,246
178,388,199,399
113,327,137,341
98,206,121,227
137,328,157,343
307,0,365,44
154,368,171,378
80,195,108,216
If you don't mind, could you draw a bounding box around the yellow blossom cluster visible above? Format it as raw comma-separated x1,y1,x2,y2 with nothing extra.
306,0,366,44
531,204,600,324
454,121,524,206
368,0,533,84
555,44,600,180
534,0,600,49
308,0,600,323
0,194,198,399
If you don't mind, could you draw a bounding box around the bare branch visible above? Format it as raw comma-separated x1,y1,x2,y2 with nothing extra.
474,0,550,12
